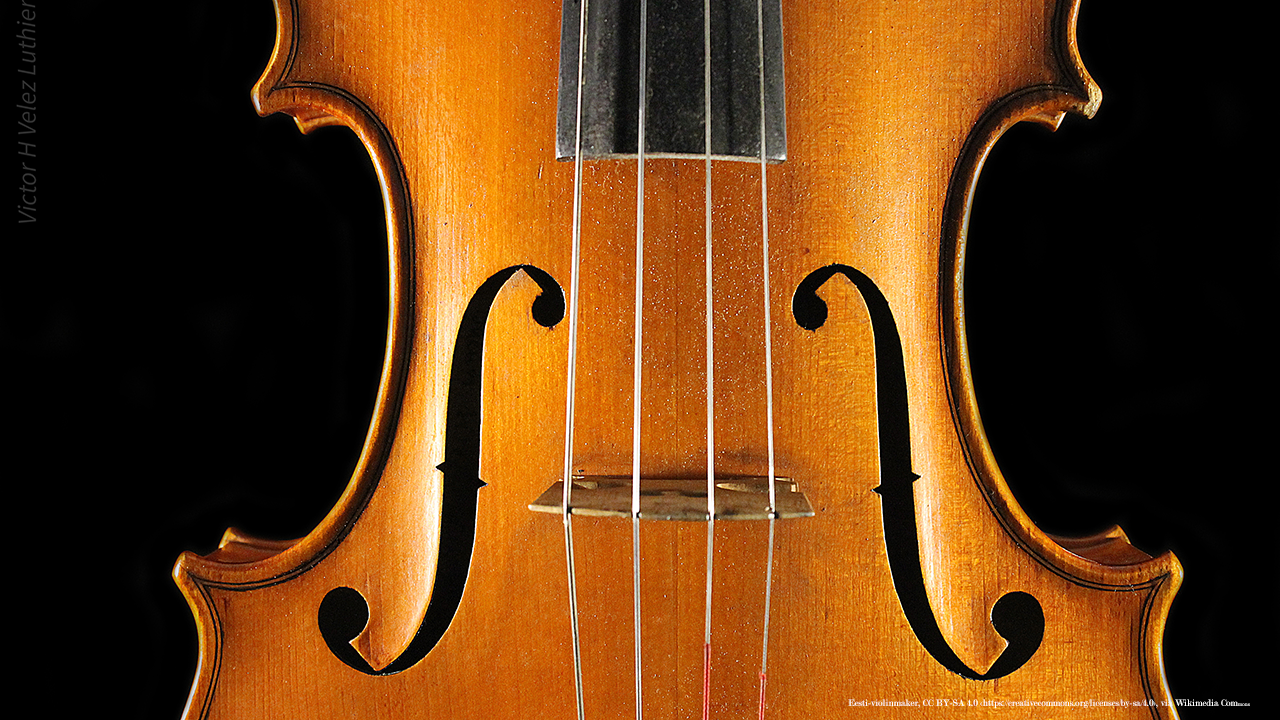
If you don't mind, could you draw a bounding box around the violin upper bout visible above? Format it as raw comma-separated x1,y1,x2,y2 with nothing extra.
1056,0,1103,120
1001,0,1103,130
251,0,341,132
250,0,298,120
250,0,397,135
987,0,1102,136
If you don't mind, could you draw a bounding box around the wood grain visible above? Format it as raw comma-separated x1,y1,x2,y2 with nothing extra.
175,1,1180,717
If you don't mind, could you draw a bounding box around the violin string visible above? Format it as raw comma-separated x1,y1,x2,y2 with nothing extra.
755,0,778,717
562,1,590,718
701,0,716,719
631,2,648,720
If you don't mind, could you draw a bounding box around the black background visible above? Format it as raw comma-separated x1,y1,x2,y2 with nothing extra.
13,1,1273,717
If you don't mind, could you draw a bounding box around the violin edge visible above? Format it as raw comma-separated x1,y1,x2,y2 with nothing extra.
175,1,421,711
1056,0,1103,120
938,2,1180,715
176,0,418,588
942,0,1181,592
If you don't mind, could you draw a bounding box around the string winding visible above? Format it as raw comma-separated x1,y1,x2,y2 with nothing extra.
631,2,649,719
561,1,590,718
755,1,779,718
701,0,717,717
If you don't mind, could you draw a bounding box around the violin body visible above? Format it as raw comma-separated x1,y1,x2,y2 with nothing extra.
176,0,1180,717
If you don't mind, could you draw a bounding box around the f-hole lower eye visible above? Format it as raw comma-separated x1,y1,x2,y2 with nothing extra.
318,587,372,672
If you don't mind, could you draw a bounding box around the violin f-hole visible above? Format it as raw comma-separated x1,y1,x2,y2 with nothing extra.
793,263,1044,680
319,265,565,675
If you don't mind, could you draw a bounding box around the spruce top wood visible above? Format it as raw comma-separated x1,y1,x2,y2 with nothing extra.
175,1,1181,717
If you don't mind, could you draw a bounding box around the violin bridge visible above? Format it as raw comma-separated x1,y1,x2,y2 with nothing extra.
528,476,814,521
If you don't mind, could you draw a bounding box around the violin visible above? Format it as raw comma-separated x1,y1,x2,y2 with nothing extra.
175,0,1180,717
